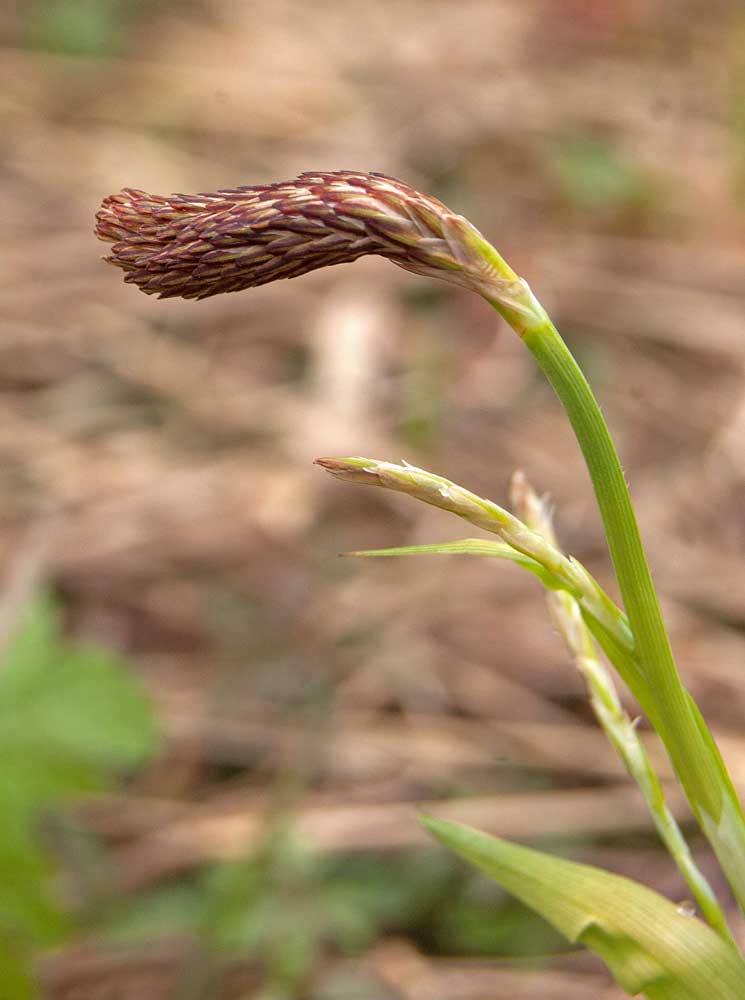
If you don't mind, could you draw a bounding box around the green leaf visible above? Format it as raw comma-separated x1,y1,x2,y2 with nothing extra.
422,816,745,999
345,538,563,589
0,594,156,772
5,643,155,766
0,838,68,945
0,939,38,1000
0,592,158,991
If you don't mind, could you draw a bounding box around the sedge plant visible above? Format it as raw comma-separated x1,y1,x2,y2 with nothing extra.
97,170,745,996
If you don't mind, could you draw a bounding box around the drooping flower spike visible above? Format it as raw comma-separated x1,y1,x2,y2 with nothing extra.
95,170,511,302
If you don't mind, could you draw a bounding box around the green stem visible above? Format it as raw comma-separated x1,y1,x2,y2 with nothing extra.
475,258,745,910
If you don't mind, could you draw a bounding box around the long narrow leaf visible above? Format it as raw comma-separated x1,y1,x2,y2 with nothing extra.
348,537,651,705
345,538,564,590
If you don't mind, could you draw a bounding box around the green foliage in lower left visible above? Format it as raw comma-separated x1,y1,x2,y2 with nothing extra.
0,593,157,999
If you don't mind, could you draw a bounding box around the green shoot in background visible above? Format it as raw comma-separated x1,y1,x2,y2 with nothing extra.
0,594,156,999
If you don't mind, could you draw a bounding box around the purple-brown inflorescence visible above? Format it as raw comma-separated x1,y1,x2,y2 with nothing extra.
95,170,498,300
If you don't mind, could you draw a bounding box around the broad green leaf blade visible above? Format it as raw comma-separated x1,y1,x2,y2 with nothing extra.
422,816,745,1000
345,539,563,589
16,643,157,766
0,592,160,993
0,594,157,772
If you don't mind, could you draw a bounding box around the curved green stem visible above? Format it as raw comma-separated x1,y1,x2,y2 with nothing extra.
474,248,745,910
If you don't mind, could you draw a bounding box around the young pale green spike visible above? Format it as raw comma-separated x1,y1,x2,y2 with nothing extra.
315,456,633,655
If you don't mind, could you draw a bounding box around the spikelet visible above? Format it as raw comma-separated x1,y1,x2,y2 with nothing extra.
95,170,497,300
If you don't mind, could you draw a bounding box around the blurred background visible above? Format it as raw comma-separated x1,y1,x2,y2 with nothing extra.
2,1,745,997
